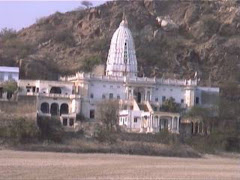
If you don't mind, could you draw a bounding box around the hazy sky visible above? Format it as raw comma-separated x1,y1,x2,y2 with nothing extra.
0,1,107,31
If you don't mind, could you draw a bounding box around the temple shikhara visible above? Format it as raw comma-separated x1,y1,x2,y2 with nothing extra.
1,15,219,134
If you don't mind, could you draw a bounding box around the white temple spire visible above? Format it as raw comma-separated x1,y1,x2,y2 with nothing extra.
106,12,138,77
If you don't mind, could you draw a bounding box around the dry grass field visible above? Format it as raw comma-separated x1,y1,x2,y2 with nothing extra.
0,150,239,180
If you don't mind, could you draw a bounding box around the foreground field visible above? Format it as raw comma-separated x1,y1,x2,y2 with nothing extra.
0,150,239,180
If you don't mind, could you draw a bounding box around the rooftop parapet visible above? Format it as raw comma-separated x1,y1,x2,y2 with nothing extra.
60,72,198,87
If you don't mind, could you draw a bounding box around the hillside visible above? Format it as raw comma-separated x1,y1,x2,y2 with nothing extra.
1,0,240,86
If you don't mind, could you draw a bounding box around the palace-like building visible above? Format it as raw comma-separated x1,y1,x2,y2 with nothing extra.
18,16,219,133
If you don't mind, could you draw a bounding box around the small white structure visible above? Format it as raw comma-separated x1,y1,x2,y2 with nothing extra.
18,15,219,133
0,66,19,100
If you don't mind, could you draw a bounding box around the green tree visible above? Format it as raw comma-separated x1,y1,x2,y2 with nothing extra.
81,56,101,72
160,97,181,113
96,100,119,131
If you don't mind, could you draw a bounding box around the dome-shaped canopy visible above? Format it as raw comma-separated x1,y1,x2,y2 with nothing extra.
106,17,138,77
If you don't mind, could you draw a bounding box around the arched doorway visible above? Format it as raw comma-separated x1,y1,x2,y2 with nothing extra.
60,103,69,115
50,103,59,116
41,102,49,114
50,87,62,94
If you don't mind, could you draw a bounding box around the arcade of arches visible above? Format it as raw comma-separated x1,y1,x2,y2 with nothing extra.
40,102,69,116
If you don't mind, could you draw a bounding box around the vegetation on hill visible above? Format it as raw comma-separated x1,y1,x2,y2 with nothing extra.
0,0,240,85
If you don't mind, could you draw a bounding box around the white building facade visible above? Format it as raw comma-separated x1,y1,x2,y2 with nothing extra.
18,17,219,133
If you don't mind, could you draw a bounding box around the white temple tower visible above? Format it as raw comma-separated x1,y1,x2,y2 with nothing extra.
106,15,138,77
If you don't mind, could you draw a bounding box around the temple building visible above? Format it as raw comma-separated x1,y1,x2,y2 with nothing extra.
18,16,219,133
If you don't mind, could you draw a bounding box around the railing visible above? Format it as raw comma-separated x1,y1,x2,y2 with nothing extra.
26,92,81,99
60,72,197,86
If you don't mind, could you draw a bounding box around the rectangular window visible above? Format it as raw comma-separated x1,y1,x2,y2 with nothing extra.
195,97,200,104
90,110,95,119
69,118,74,126
155,98,158,102
181,99,184,103
134,117,138,123
90,93,94,99
102,94,105,99
0,88,3,98
162,96,166,102
0,73,4,81
117,95,120,99
63,118,68,126
109,93,113,99
8,73,13,80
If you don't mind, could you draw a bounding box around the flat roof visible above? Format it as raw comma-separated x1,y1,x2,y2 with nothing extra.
0,66,19,73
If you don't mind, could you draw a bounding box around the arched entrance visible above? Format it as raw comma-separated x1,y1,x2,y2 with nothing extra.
60,103,69,115
50,103,59,116
41,102,49,114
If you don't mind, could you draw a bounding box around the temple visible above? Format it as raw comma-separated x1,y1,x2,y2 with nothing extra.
16,15,219,134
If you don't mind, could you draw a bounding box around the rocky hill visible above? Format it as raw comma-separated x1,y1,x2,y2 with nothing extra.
1,0,240,86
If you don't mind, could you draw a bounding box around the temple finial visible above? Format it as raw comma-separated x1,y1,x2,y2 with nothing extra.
120,8,128,26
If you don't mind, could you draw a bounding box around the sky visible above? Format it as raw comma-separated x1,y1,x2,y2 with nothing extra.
0,1,107,31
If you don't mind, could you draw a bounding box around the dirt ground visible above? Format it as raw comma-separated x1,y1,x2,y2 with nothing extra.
0,150,239,180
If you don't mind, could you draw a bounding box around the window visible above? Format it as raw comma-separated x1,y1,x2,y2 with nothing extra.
173,117,178,130
195,97,199,104
0,73,4,81
110,85,113,88
63,118,68,126
90,110,95,119
117,95,120,99
109,93,113,99
0,88,3,98
155,98,158,102
90,93,94,99
170,89,173,92
103,85,106,88
8,73,13,80
155,88,158,91
162,96,166,102
181,99,184,103
134,117,138,123
102,94,106,99
69,119,74,126
117,86,120,88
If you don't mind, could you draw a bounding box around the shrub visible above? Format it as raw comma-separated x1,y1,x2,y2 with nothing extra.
156,129,180,145
81,56,101,72
37,116,64,143
0,118,39,143
0,28,17,41
160,97,181,113
53,29,75,46
94,125,117,144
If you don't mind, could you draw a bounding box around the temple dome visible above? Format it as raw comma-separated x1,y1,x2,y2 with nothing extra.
106,18,138,77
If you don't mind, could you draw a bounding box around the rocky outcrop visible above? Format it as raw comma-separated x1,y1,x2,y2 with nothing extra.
1,0,240,85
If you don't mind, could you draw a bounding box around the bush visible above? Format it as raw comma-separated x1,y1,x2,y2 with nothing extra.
37,116,64,143
53,29,75,46
156,129,180,145
81,56,101,72
0,28,17,41
94,125,117,144
0,118,39,143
